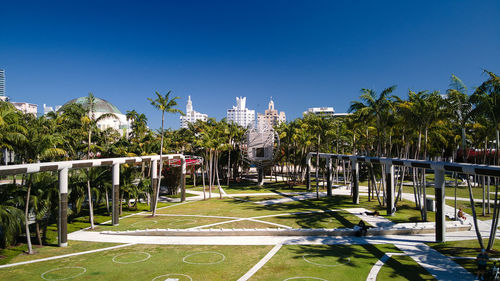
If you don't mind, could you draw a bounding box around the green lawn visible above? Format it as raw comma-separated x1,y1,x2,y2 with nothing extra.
157,195,433,225
250,244,435,280
258,211,359,229
4,241,121,265
428,238,500,276
445,199,496,221
1,243,436,280
401,185,497,201
187,181,310,194
0,244,273,281
91,215,233,231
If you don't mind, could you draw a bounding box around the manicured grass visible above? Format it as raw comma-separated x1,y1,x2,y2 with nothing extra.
428,238,500,276
188,181,309,194
0,244,273,281
250,244,435,280
258,211,359,229
402,185,496,201
0,244,29,265
164,192,199,199
445,199,496,221
44,202,174,244
1,202,173,265
6,241,121,264
91,215,232,231
204,220,276,229
429,239,500,258
157,195,433,225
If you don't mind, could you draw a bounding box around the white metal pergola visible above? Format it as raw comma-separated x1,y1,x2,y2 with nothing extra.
306,152,500,242
0,154,186,247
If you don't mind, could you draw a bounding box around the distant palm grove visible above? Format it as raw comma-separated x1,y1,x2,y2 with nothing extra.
0,70,499,249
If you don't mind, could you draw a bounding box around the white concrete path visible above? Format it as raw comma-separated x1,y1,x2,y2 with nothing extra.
366,252,404,281
395,242,476,281
344,208,395,228
237,244,282,281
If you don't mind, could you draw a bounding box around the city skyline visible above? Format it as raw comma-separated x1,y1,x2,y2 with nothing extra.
1,1,499,129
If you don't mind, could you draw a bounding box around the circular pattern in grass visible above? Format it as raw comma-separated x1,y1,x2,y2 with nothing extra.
130,220,158,228
41,267,86,280
182,251,226,265
151,273,193,281
284,277,328,281
167,218,198,226
112,252,151,264
302,254,350,267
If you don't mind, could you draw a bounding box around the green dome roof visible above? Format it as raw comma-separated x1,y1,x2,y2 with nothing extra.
63,96,123,114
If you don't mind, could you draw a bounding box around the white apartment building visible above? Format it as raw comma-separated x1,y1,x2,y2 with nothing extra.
227,97,255,128
179,96,208,128
304,107,335,117
11,101,37,115
257,98,286,129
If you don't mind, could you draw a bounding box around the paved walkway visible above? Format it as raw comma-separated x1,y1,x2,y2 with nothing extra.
344,207,395,228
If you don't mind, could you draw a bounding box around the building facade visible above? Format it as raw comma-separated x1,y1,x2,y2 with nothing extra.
179,96,208,128
11,102,37,115
304,107,335,117
227,96,255,128
257,98,286,129
62,96,130,135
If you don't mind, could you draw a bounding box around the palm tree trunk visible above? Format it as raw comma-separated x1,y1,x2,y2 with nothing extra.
35,221,42,246
25,175,33,254
87,126,95,229
215,151,223,199
202,161,206,200
487,178,500,250
153,111,165,216
208,155,212,199
315,135,320,199
105,187,110,215
87,172,94,229
467,177,484,249
227,141,231,187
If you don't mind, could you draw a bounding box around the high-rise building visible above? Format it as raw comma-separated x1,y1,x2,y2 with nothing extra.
0,69,6,100
179,96,208,128
227,97,255,128
257,98,286,129
304,107,335,117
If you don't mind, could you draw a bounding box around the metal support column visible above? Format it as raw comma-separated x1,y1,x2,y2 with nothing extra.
327,157,332,197
386,163,395,216
112,163,120,226
435,168,446,242
181,157,186,202
58,168,68,247
352,158,359,204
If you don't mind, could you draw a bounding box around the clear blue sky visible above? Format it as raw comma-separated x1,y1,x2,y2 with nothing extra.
1,0,499,130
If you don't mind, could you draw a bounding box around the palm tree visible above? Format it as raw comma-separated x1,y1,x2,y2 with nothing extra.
148,91,184,216
82,93,118,229
446,74,472,162
470,70,500,250
349,86,396,156
0,101,27,164
304,113,334,198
